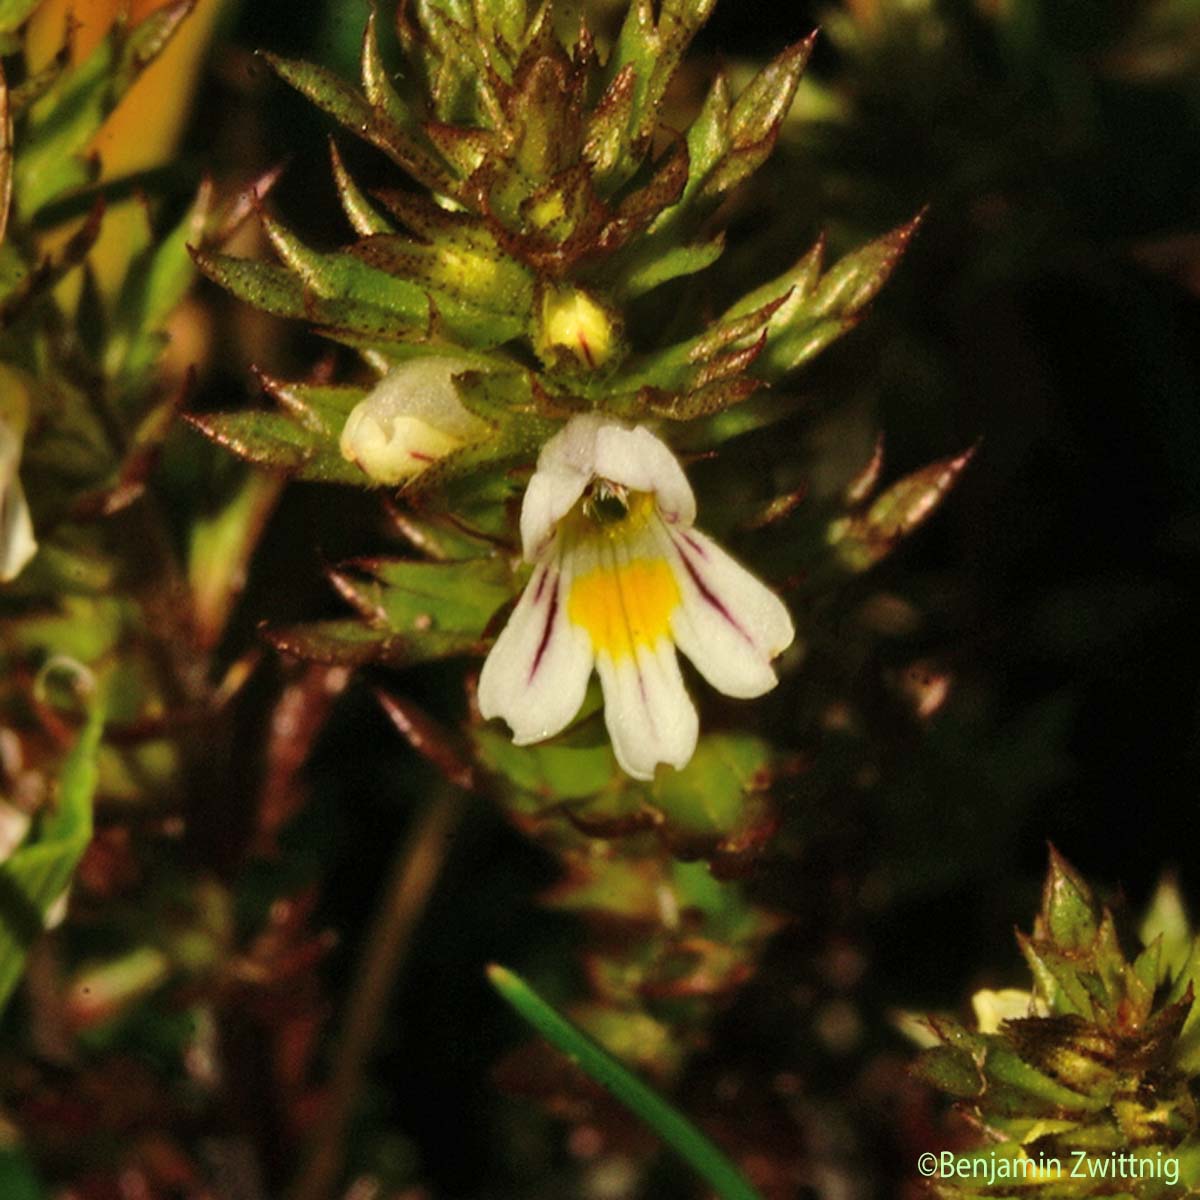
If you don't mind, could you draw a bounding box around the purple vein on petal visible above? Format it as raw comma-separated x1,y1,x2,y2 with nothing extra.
672,534,755,648
528,571,559,683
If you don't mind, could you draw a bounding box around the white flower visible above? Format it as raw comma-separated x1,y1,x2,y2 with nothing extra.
478,414,794,780
0,379,37,583
339,356,489,485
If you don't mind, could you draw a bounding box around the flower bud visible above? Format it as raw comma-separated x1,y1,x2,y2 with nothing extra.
339,356,489,486
533,285,619,370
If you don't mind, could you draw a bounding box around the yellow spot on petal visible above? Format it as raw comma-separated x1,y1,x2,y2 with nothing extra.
568,557,680,660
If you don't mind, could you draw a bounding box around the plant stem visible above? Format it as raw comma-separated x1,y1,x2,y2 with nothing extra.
288,789,466,1200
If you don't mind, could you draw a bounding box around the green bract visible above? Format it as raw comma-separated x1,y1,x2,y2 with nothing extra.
193,0,923,492
917,851,1200,1198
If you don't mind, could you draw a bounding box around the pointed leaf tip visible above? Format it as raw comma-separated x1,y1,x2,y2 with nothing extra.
1042,845,1099,951
829,443,975,571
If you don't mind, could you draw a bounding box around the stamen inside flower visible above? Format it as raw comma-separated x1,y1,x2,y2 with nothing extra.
582,480,629,525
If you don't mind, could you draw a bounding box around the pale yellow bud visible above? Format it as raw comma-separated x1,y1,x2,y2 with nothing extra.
339,356,489,486
534,285,618,370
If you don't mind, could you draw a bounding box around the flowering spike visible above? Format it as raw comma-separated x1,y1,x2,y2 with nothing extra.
918,851,1200,1197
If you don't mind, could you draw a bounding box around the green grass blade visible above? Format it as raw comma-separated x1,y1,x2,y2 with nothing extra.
486,963,764,1200
0,692,105,1017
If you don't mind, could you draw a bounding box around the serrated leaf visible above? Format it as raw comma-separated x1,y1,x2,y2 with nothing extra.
191,248,309,318
259,211,431,323
616,235,724,301
186,411,366,485
264,51,455,195
605,0,717,185
718,219,920,381
330,556,511,634
646,734,776,859
697,36,815,200
1042,846,1100,952
0,693,104,1016
914,1044,984,1098
264,619,485,668
828,446,975,572
268,556,510,669
329,139,394,236
254,370,366,436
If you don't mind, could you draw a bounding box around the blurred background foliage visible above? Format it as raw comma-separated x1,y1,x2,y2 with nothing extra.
1,0,1199,1197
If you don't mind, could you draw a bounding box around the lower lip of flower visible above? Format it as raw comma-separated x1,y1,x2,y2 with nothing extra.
567,555,680,660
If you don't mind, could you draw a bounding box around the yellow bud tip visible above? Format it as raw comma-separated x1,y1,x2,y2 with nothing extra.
536,286,617,370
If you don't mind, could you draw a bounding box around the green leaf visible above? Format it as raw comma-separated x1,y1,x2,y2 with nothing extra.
328,556,511,634
16,3,195,216
1042,846,1100,952
718,218,921,381
361,9,412,129
258,212,432,322
186,411,366,485
827,446,975,572
266,556,510,668
109,187,207,381
648,734,775,852
914,1045,984,1098
263,619,485,668
0,0,40,34
487,964,764,1200
0,692,105,1017
474,723,617,805
1140,875,1193,983
253,371,366,436
16,41,113,215
188,470,284,649
263,51,455,194
701,36,815,198
329,138,394,236
616,235,724,301
191,249,310,318
605,0,718,185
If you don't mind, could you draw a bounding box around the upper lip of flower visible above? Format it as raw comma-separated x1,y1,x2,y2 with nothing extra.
518,414,696,561
478,414,794,781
